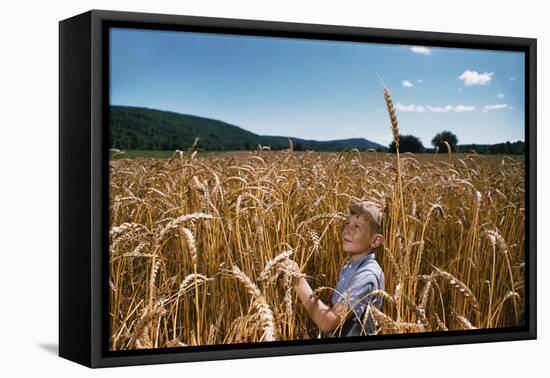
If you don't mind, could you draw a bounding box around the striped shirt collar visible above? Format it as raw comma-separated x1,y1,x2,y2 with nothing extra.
348,252,375,269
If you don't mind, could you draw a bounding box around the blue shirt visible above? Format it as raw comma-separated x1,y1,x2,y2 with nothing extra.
329,252,385,337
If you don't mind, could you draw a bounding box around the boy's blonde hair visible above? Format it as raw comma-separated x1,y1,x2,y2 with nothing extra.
349,200,384,235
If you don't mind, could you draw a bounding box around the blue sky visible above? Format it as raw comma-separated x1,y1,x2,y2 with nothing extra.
110,27,525,146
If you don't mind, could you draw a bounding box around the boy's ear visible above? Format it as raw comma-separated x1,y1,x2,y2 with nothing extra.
371,233,383,248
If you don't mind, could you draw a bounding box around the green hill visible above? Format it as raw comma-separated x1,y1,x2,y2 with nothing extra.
109,105,387,152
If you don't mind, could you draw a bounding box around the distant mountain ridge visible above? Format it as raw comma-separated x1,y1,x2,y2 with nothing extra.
109,105,387,152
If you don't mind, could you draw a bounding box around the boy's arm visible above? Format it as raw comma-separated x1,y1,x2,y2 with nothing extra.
292,276,344,333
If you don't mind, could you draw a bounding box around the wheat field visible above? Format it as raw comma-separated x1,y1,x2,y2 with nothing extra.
109,87,524,350
109,145,525,350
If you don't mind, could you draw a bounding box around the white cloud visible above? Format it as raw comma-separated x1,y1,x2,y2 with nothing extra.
395,102,424,112
411,46,431,55
510,76,517,81
458,88,463,92
417,79,424,83
395,102,474,113
497,93,505,98
454,105,476,113
401,80,414,88
427,105,454,113
483,104,509,112
458,70,494,86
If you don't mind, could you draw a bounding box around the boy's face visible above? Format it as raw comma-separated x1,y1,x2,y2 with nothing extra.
342,215,377,255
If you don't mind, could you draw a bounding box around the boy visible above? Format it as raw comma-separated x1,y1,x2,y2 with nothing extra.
276,200,385,337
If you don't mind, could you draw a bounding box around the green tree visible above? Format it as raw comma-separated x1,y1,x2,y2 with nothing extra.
389,134,425,153
431,131,459,152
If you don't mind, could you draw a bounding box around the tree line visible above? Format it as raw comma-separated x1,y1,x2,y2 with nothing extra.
388,131,525,155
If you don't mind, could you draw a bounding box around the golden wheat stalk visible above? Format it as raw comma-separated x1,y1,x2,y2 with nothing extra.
157,212,214,239
129,305,167,349
383,86,410,280
227,264,275,342
384,88,399,148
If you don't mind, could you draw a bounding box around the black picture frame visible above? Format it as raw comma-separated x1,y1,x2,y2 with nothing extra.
59,9,537,368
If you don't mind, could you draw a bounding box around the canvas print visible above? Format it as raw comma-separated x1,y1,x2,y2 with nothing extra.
108,27,526,351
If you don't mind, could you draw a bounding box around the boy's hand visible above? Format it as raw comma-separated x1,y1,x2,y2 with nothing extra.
331,302,347,321
275,258,301,286
275,257,300,274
